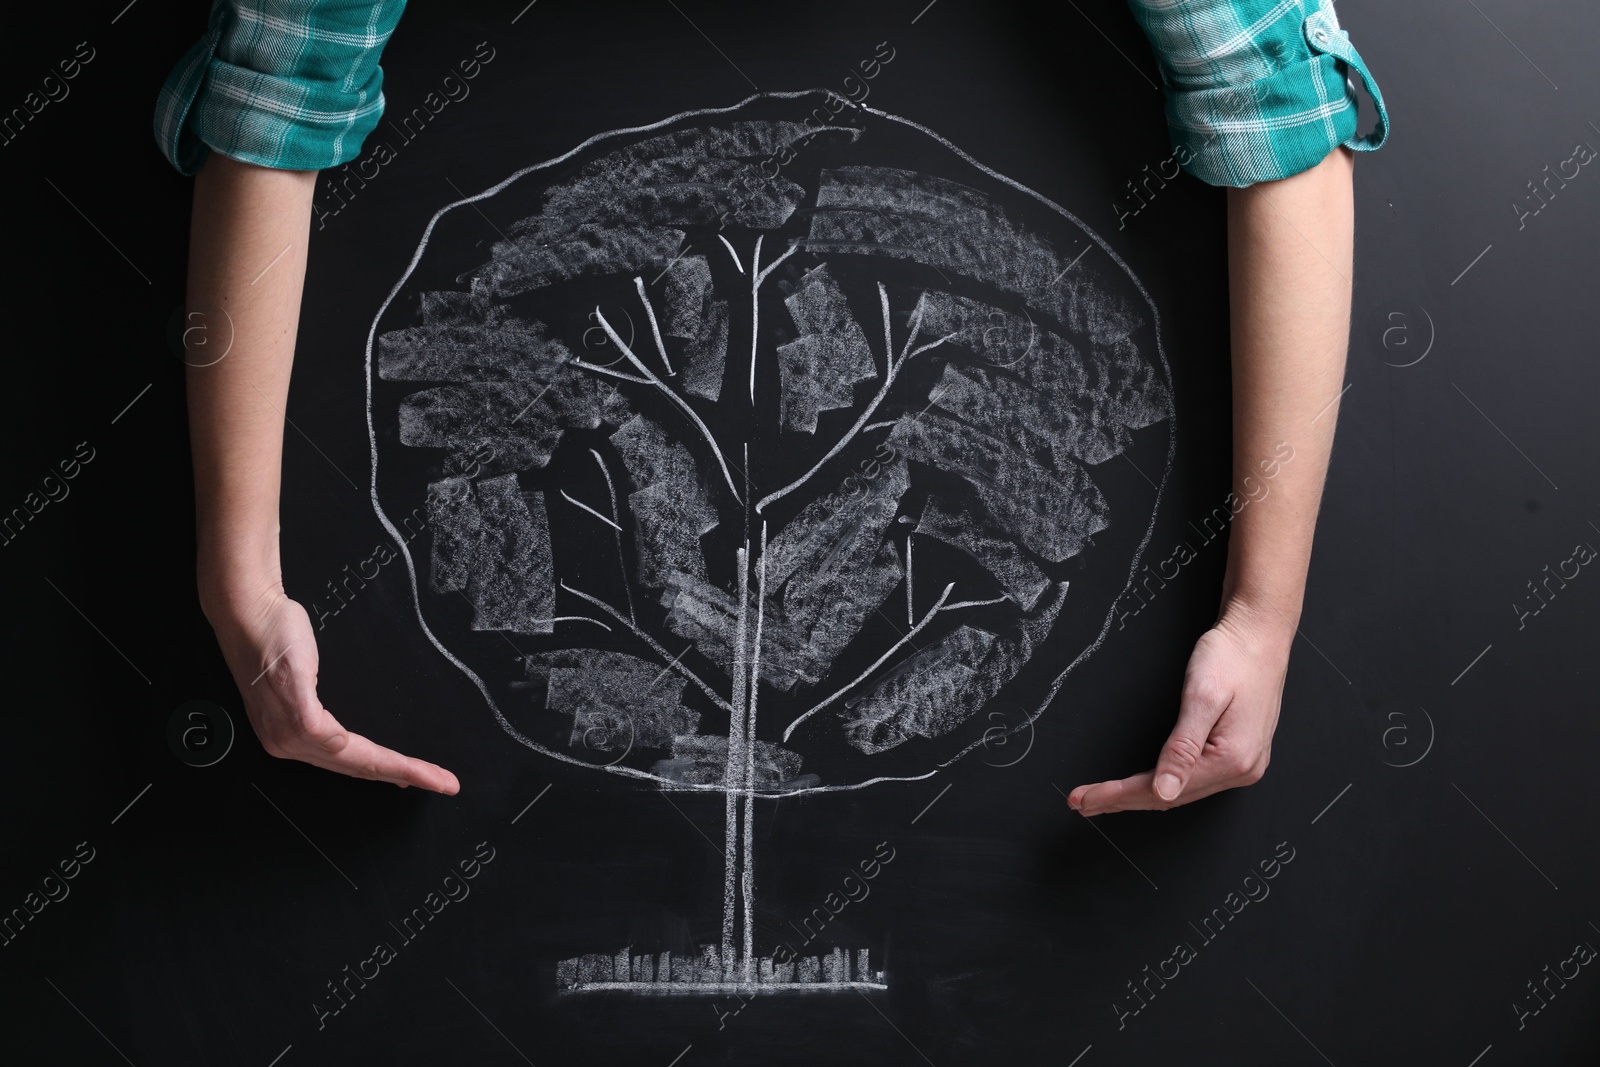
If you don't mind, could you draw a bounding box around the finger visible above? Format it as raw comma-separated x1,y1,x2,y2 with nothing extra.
1153,674,1234,802
286,707,460,794
309,730,462,794
298,736,461,793
1070,773,1158,815
1072,765,1246,817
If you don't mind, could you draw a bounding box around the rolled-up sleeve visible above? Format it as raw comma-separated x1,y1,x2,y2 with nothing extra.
1125,0,1389,187
154,0,406,175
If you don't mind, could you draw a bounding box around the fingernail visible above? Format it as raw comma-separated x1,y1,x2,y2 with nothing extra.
1155,773,1180,800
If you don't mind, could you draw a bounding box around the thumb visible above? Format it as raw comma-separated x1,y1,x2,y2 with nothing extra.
1153,677,1230,802
301,704,352,754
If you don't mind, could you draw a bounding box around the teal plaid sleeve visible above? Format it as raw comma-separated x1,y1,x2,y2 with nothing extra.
154,0,406,175
1124,0,1389,187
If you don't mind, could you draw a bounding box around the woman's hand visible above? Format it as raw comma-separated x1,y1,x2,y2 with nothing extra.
1066,145,1355,817
1066,606,1290,816
184,155,456,796
203,575,460,794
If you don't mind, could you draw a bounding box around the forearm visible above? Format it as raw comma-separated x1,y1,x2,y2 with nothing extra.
1220,146,1354,644
185,153,316,617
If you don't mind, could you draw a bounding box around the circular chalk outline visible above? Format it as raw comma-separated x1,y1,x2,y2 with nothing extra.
365,90,1177,796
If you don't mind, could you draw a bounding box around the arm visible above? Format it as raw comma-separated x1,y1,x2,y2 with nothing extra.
187,151,459,794
1068,144,1353,815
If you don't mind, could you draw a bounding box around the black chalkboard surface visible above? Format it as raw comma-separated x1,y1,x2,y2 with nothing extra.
3,1,1598,1064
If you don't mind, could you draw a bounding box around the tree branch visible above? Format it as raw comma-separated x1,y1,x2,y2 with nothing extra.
879,281,893,375
569,357,650,385
755,290,952,515
897,292,928,362
746,237,801,404
593,307,745,505
755,240,800,286
559,489,622,531
942,594,1008,611
717,233,745,274
749,235,763,402
546,615,613,632
781,582,956,742
634,276,675,376
558,581,736,713
589,447,636,626
904,534,914,627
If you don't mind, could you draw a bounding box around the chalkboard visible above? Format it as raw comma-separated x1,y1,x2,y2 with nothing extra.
4,1,1599,1064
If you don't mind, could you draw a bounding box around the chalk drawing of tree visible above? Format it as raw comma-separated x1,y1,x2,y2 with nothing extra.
366,91,1173,993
